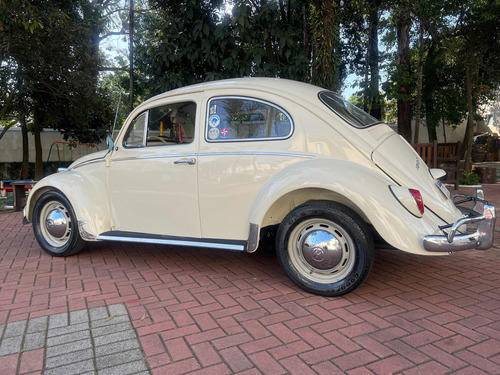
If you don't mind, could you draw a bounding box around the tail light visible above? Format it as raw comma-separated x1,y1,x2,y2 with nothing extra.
389,186,424,218
409,189,424,215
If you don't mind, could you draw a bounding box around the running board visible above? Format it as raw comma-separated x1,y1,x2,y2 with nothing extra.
96,231,247,251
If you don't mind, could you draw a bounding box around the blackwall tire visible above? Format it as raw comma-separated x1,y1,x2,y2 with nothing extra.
276,202,374,297
32,190,85,257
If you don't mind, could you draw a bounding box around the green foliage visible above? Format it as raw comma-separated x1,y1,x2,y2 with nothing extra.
460,171,480,185
135,0,339,96
0,0,113,143
310,0,341,90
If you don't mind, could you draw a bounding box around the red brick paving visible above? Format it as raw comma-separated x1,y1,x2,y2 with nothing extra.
0,185,500,374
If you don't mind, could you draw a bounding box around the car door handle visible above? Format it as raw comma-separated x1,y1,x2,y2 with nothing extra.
173,158,196,165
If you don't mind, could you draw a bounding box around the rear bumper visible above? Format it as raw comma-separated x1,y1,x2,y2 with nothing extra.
423,189,496,253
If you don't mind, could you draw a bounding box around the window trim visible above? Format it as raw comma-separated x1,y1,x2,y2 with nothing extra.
205,96,294,143
122,100,197,149
318,91,383,129
123,110,149,149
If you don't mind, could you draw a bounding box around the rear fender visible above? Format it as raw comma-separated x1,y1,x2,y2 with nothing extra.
248,158,444,255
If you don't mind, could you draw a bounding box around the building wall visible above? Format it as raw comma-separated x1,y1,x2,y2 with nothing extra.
0,128,108,163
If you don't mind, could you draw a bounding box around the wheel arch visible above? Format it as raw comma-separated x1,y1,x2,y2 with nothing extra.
260,188,369,229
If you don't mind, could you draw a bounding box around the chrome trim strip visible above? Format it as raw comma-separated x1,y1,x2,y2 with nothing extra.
71,158,106,169
111,151,314,163
96,235,246,251
112,154,197,162
199,151,314,158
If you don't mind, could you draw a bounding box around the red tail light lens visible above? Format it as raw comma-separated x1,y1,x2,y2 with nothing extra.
409,189,424,215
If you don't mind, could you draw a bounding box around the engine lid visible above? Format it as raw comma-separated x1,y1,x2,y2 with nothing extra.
371,133,462,223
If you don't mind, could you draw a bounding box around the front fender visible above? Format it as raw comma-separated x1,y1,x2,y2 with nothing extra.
26,171,111,239
248,158,446,255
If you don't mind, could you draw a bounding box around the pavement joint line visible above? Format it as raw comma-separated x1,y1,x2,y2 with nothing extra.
0,303,151,374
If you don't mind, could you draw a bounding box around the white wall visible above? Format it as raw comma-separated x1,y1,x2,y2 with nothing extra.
410,92,500,144
0,128,108,163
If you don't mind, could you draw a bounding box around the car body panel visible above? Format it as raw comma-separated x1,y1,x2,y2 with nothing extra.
25,166,111,238
372,132,462,223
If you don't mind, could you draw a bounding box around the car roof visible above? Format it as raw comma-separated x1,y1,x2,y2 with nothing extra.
142,77,329,106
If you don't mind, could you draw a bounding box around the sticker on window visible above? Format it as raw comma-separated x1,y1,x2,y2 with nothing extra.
206,97,293,142
209,115,220,127
208,127,220,139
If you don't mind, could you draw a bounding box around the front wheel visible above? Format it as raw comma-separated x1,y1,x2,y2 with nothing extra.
32,190,85,257
276,202,374,297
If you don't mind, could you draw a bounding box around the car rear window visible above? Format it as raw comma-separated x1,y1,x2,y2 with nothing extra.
205,97,293,142
319,91,382,128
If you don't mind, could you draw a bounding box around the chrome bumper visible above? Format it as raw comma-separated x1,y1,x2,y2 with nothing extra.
423,189,496,253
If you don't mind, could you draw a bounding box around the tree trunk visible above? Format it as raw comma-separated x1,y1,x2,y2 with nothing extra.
413,22,424,144
364,19,371,113
368,6,381,120
33,108,43,180
463,63,475,173
303,4,311,81
396,10,412,142
20,114,29,179
129,0,134,112
442,116,447,143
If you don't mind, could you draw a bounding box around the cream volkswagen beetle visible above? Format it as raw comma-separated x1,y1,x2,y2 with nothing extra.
23,78,496,296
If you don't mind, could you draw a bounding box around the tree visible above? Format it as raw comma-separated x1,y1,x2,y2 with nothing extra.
458,0,500,172
0,0,113,179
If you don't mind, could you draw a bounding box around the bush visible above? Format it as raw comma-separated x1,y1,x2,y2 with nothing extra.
459,171,481,185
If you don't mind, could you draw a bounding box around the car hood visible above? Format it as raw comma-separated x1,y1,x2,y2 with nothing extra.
371,132,462,224
69,150,109,169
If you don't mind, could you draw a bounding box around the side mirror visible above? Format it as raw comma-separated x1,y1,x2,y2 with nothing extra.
106,135,114,151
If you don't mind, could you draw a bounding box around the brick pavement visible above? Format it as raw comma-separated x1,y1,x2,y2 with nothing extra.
0,185,499,374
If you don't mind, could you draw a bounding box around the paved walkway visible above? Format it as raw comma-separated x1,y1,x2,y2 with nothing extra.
0,185,500,374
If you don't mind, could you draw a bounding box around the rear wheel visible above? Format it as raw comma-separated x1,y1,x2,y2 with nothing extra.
276,202,374,296
32,191,85,257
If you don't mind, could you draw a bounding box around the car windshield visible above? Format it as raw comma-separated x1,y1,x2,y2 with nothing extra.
319,91,382,128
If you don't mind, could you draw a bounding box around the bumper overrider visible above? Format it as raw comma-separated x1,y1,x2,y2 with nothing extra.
424,189,496,253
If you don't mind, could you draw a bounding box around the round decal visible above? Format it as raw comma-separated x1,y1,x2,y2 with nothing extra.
220,127,229,139
209,115,220,128
208,127,220,140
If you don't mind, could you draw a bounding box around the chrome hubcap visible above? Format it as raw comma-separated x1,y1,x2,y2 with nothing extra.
45,209,68,238
301,230,343,270
288,219,355,284
39,201,71,250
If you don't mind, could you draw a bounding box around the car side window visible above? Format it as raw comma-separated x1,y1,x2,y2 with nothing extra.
206,97,293,142
123,102,196,148
123,112,147,148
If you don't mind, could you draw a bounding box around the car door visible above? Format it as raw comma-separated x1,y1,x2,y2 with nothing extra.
107,96,201,238
197,94,300,242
